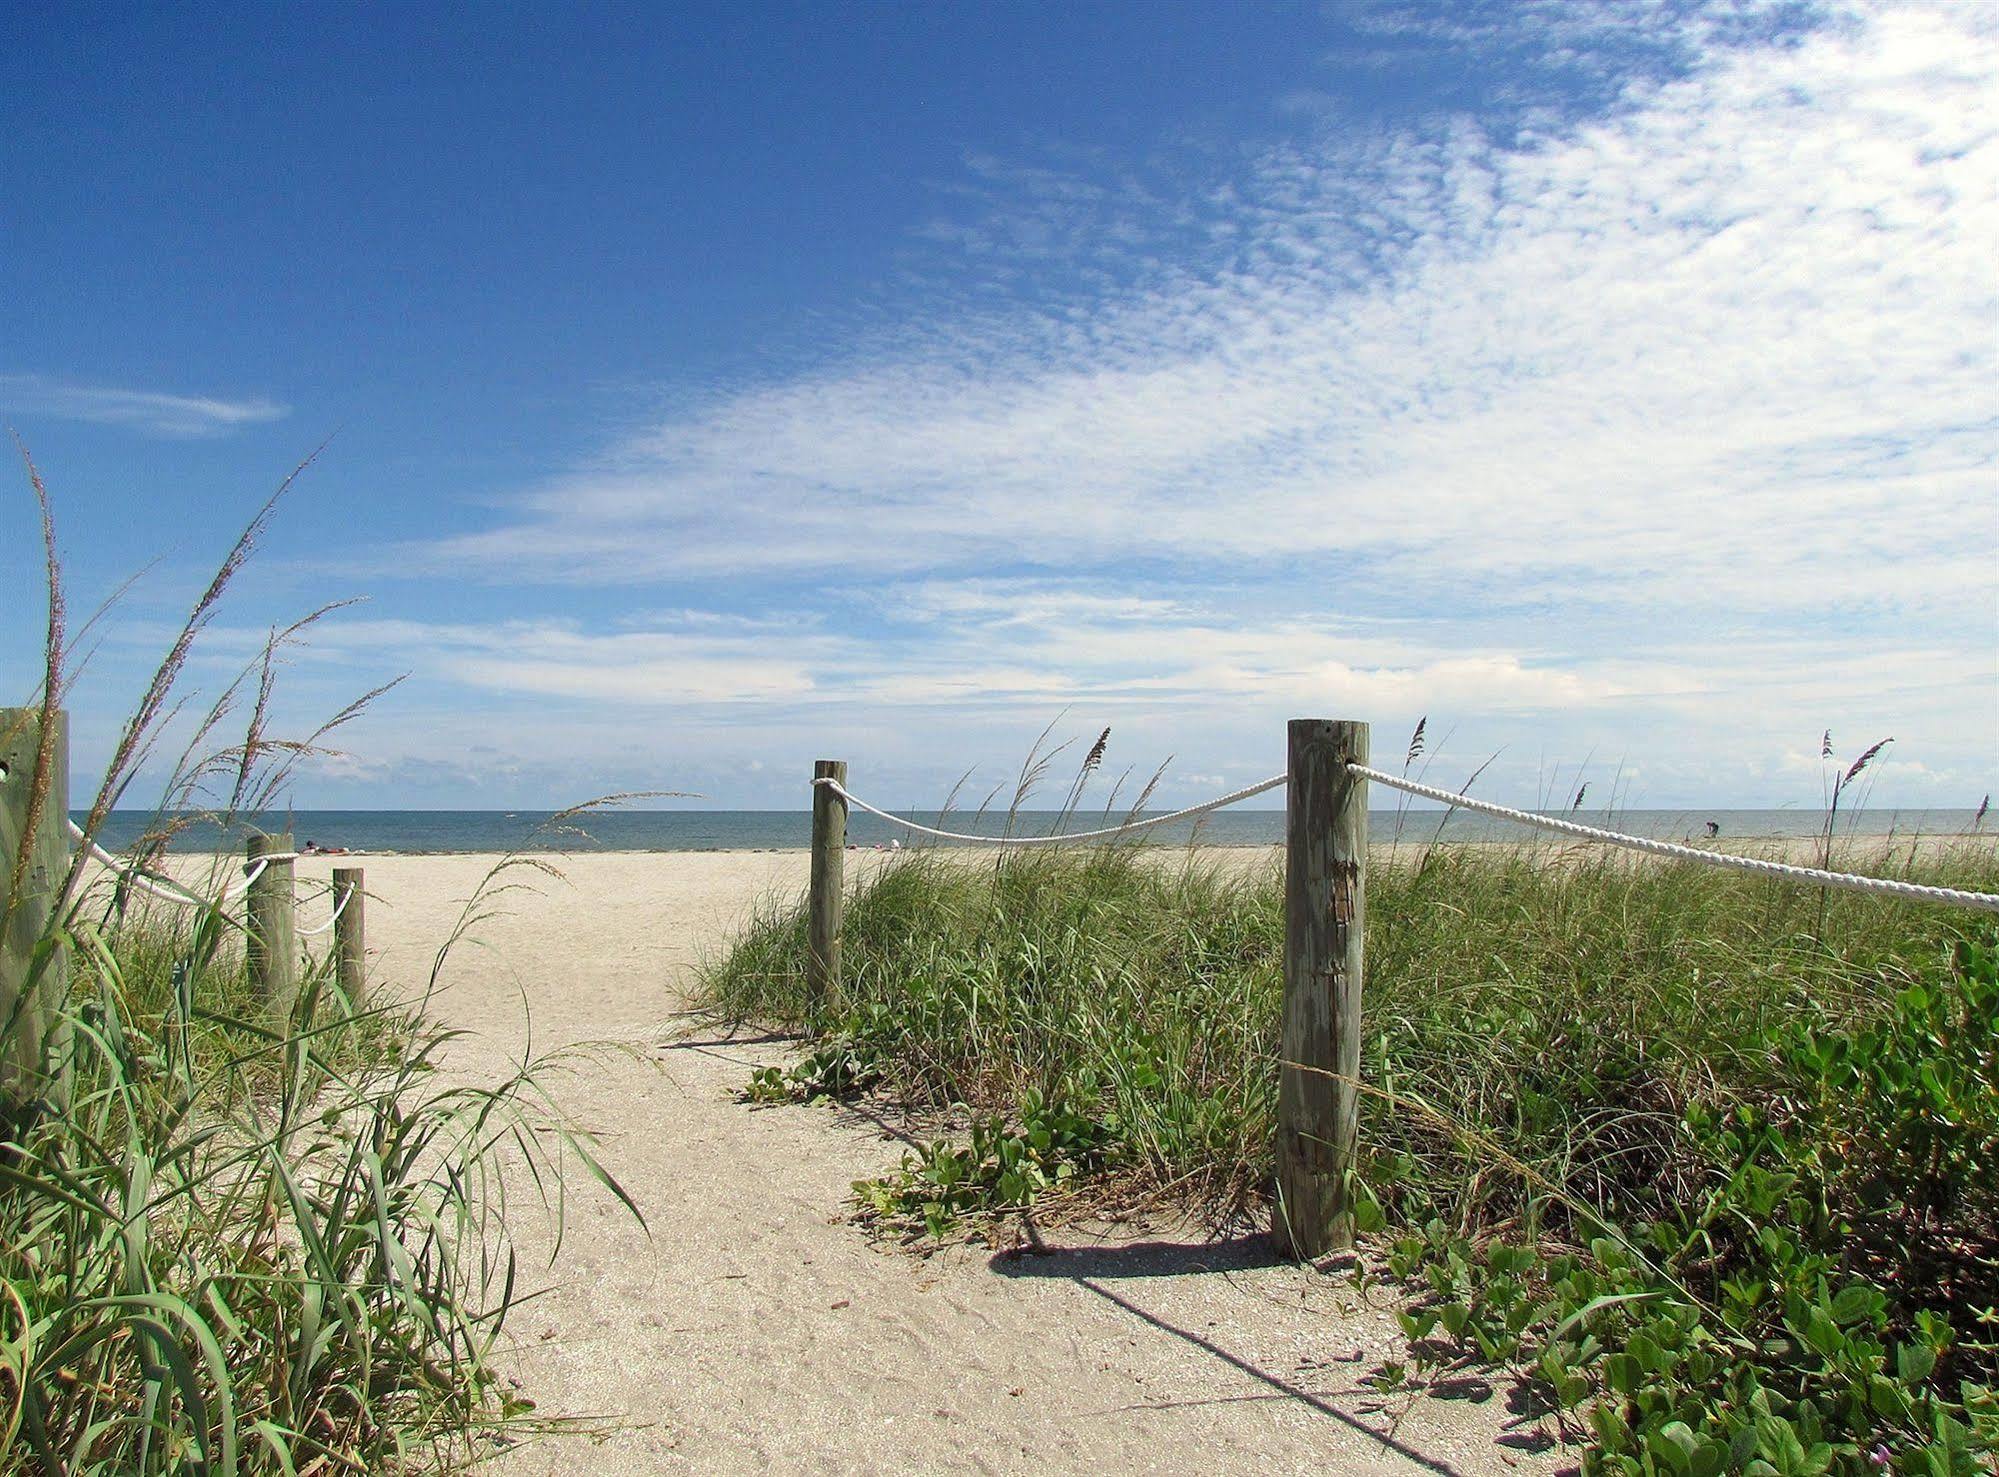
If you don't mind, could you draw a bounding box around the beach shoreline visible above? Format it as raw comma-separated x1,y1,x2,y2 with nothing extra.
98,833,1999,864
71,805,1998,861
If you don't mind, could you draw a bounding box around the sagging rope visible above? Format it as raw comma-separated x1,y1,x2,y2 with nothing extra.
813,773,1288,847
297,884,354,938
67,819,289,910
816,764,1999,913
1349,764,1999,914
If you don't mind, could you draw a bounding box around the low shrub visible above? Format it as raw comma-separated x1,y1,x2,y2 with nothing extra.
1379,936,1997,1474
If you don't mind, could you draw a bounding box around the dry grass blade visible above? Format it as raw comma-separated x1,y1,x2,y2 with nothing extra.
928,767,976,848
1003,711,1075,841
1417,752,1499,872
1082,727,1109,773
1842,736,1893,787
3,453,643,1473
1056,726,1112,830
73,448,324,857
1100,763,1133,819
6,443,64,930
1121,756,1172,828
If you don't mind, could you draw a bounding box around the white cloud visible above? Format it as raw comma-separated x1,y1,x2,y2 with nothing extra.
182,616,825,706
403,0,1993,638
144,0,1990,810
0,374,289,438
160,563,1990,792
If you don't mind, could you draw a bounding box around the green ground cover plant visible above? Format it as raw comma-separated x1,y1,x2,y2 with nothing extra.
700,829,1999,1473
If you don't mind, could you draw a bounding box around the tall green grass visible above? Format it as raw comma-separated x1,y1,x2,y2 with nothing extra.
701,834,1999,1471
82,892,400,1095
1,893,628,1473
1,450,635,1472
701,839,1999,1232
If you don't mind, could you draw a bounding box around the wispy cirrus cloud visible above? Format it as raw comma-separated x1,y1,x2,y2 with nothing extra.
0,373,288,438
307,0,1994,808
402,2,1993,631
162,567,1994,808
179,594,1659,724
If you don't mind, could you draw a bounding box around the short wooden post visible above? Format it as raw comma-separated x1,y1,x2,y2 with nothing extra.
0,707,69,1108
332,866,365,1002
1274,718,1369,1259
808,759,847,1011
246,832,297,1017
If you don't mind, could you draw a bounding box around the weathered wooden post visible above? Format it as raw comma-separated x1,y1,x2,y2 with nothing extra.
0,707,69,1108
246,832,297,1017
332,865,366,1002
1274,718,1369,1259
808,759,847,1011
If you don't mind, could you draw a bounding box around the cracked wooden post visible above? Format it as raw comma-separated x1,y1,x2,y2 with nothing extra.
1,707,69,1111
1274,718,1368,1259
332,866,366,1003
808,759,847,1013
246,832,297,1019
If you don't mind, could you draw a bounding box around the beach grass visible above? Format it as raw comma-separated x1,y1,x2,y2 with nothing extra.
0,904,602,1474
701,835,1997,1227
698,833,1999,1471
81,894,405,1091
0,450,634,1474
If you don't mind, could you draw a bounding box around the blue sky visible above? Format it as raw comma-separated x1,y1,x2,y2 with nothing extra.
3,0,1994,813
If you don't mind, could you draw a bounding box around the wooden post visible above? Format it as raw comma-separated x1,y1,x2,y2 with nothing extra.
1274,718,1369,1259
808,759,847,1011
246,832,297,1017
0,707,69,1108
332,866,365,1002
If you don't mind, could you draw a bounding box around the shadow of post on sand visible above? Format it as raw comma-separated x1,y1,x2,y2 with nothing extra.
989,1235,1477,1476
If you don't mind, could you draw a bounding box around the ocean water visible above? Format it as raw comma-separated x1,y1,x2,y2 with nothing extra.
78,807,1988,855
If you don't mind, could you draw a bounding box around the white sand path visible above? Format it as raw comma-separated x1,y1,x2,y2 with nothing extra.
287,850,1561,1477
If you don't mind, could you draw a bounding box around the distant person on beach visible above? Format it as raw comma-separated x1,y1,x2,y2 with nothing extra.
1705,821,1719,838
302,839,350,856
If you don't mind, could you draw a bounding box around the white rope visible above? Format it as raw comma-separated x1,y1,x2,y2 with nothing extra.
819,764,1996,909
1349,764,1999,913
815,773,1288,846
297,883,354,938
68,820,287,909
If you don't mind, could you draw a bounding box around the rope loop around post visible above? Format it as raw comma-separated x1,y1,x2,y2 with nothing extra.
297,883,354,938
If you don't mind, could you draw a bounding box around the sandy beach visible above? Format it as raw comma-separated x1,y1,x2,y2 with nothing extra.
79,832,1996,1471
109,834,1988,1473
22,6,1994,1467
135,846,1554,1477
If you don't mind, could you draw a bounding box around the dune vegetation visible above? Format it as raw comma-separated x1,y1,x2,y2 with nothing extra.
702,788,1998,1474
1,459,629,1474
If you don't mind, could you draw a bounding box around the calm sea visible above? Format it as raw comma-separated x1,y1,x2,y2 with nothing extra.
77,807,1988,855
